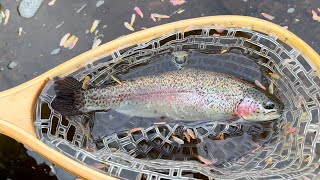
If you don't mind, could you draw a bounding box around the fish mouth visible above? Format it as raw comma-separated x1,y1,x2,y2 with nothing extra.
262,109,282,120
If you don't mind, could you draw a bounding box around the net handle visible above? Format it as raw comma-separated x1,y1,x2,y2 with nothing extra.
0,16,318,179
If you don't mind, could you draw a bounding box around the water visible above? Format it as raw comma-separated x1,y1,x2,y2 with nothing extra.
0,0,319,179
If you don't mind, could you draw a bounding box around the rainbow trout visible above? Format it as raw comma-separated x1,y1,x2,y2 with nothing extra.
52,69,283,122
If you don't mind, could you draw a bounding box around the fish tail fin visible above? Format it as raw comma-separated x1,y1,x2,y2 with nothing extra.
51,77,84,116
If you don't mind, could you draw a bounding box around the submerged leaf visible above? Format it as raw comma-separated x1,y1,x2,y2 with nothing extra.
48,0,57,6
283,58,295,68
186,128,196,139
265,157,273,165
68,37,79,49
90,20,100,33
124,22,134,31
172,135,184,144
111,75,124,87
196,155,217,165
217,133,225,140
91,163,109,169
170,0,186,6
216,28,224,33
82,76,91,90
261,13,275,20
269,72,280,79
255,80,266,90
130,14,136,26
221,49,228,54
177,9,185,14
134,6,143,18
18,27,23,36
4,9,10,25
1,11,5,19
151,13,170,22
304,155,311,162
300,112,309,120
183,132,191,143
311,10,320,22
59,33,71,46
269,82,274,94
128,127,142,134
92,38,102,49
285,127,297,136
63,35,76,48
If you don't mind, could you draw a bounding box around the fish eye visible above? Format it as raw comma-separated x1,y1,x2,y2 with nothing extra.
264,102,275,109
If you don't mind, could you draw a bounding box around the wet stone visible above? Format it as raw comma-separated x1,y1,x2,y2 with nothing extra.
287,8,295,13
7,61,18,69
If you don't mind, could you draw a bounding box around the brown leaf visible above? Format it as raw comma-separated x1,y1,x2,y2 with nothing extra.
268,72,280,79
172,135,184,144
281,123,291,130
265,157,273,165
221,49,228,54
186,128,196,139
184,132,191,143
82,76,91,89
128,127,142,134
217,133,225,140
303,155,311,162
268,82,274,94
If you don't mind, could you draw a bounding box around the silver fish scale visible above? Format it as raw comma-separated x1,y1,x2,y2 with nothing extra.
81,69,250,120
35,27,320,179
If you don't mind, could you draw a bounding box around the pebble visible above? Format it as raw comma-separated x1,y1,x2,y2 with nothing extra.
96,0,104,7
50,48,61,55
8,61,18,69
18,0,43,18
0,67,4,71
287,8,295,13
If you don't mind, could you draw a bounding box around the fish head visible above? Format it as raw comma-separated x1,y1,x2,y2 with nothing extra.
236,88,284,122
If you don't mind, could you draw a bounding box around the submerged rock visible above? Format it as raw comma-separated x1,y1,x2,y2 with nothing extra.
18,0,43,18
8,61,18,69
50,48,61,55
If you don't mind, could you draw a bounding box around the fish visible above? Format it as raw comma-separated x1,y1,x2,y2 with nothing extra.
51,69,283,122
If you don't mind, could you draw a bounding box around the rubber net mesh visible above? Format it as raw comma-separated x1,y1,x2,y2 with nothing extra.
35,27,320,179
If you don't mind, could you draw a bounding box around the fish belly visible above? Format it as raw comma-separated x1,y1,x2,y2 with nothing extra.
114,90,236,121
